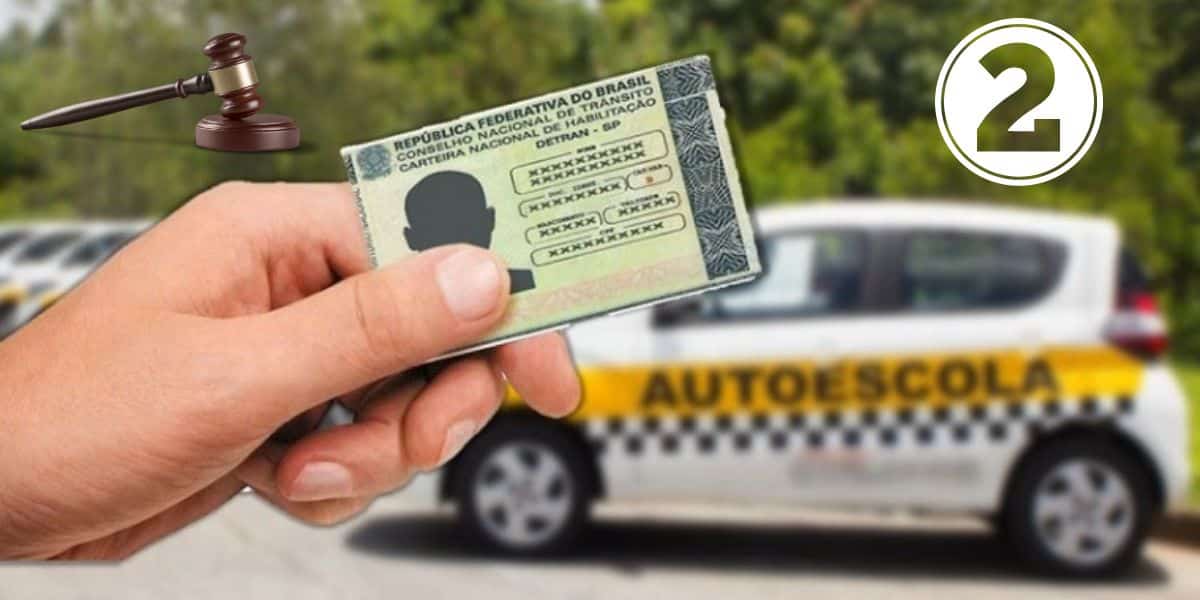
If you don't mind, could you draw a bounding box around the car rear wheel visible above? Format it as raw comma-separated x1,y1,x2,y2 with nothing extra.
1003,438,1154,577
454,418,591,555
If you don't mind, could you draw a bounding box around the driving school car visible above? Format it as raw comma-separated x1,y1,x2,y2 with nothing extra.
1,221,146,334
0,226,35,333
0,223,87,337
0,222,148,337
402,201,1189,577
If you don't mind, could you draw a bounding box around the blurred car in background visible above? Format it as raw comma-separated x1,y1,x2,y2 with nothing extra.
0,225,36,328
0,221,148,337
397,201,1189,578
0,204,1189,577
0,223,86,337
0,225,33,259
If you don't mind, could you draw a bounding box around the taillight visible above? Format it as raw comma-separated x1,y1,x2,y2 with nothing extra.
1106,290,1169,359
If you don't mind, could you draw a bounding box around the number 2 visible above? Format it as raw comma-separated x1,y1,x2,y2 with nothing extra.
976,42,1060,152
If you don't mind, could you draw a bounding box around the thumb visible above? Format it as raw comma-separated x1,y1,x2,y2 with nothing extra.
239,244,510,417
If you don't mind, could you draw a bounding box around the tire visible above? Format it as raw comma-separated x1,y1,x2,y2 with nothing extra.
1003,437,1155,578
453,416,592,556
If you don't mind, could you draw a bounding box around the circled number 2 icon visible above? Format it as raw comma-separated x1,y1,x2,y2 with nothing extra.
935,18,1102,186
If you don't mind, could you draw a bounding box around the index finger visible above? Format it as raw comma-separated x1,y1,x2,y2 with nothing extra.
492,332,580,418
105,182,370,310
221,181,370,280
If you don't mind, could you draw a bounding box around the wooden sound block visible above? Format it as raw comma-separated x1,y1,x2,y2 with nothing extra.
194,113,300,152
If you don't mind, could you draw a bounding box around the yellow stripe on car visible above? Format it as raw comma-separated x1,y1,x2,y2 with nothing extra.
506,346,1142,420
38,290,65,310
0,284,27,303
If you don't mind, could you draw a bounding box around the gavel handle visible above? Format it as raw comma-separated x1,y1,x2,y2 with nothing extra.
20,73,214,130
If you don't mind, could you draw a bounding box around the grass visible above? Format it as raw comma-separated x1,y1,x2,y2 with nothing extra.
1176,363,1200,507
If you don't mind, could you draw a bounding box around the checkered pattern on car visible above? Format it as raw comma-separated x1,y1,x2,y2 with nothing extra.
581,395,1135,457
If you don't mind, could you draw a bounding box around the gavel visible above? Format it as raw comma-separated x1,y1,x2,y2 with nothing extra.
20,33,300,152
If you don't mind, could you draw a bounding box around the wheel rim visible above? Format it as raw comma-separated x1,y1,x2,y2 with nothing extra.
472,441,574,549
1032,458,1135,567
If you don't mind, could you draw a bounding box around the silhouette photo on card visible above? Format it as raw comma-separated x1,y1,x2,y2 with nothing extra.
403,170,536,293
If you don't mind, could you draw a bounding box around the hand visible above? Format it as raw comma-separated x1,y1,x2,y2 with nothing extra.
0,182,580,559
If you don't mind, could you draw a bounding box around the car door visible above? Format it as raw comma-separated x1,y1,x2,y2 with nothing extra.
817,225,1083,511
625,227,882,503
626,224,1077,511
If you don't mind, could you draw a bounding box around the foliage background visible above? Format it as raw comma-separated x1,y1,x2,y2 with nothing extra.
0,0,1198,358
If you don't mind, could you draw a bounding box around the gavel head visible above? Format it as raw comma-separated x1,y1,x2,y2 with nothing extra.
195,31,299,151
202,33,262,120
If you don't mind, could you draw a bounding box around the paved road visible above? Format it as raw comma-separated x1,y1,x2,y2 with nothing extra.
4,495,1199,599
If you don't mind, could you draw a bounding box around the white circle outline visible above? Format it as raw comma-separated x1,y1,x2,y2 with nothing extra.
934,18,1103,187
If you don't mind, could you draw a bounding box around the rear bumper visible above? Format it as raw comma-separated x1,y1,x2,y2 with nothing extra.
1121,365,1191,510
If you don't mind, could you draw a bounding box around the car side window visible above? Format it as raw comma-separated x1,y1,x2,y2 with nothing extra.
900,230,1063,312
14,231,82,264
0,231,29,254
655,230,867,326
62,232,133,267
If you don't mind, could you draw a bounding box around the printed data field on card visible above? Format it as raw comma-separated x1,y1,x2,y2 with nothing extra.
342,56,759,355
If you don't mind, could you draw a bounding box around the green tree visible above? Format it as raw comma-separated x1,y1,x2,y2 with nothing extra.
0,0,1197,357
595,0,1200,357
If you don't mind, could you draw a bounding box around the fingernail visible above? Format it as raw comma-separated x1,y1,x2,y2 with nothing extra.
438,420,478,467
289,461,353,501
436,249,504,321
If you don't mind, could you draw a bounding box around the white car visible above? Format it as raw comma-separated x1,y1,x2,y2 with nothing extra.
0,224,88,336
3,222,147,332
392,201,1189,577
0,225,36,330
0,225,34,260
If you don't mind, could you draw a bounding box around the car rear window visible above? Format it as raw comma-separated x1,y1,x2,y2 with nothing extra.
1117,246,1150,295
899,230,1064,312
14,231,83,264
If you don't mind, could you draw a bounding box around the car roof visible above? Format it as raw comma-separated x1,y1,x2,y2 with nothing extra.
752,200,1118,238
